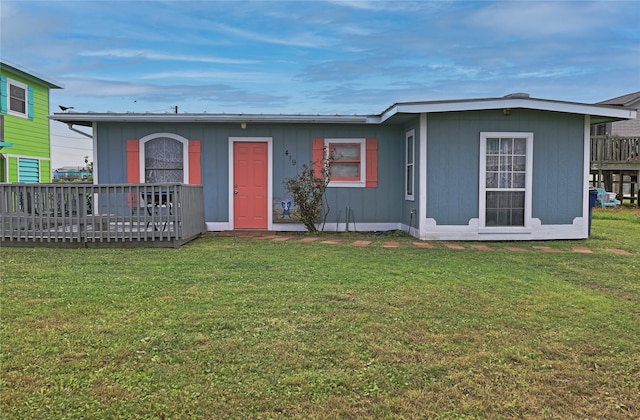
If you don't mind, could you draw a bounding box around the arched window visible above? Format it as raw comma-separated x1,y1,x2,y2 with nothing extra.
139,133,189,183
144,136,184,183
127,133,200,184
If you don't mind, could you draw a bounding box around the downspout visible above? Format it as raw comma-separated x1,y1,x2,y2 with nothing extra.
66,122,96,185
66,123,93,139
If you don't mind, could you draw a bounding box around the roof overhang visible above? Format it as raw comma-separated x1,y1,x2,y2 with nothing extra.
1,60,63,89
49,96,637,128
49,113,374,127
379,97,637,125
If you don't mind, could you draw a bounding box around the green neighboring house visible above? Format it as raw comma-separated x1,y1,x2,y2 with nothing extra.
0,60,62,183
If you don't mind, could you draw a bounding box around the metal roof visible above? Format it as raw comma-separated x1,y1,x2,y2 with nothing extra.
49,112,374,127
379,95,637,124
1,59,63,89
49,94,636,127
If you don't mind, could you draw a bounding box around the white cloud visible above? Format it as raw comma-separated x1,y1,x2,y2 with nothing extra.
209,22,333,49
466,1,620,38
78,49,258,65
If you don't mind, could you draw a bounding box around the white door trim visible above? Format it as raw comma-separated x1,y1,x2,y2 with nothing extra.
228,137,273,230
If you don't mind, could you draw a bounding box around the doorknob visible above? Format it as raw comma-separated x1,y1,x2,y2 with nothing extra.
234,190,239,195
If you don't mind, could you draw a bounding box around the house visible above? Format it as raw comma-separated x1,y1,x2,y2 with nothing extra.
589,91,640,203
591,91,640,137
50,93,635,241
0,60,62,183
53,166,92,181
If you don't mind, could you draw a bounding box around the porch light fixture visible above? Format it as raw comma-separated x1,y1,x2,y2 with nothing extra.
503,108,511,116
241,122,247,129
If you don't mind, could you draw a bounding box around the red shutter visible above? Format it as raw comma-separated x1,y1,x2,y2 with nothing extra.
188,140,202,184
366,138,378,188
126,140,140,183
312,138,325,177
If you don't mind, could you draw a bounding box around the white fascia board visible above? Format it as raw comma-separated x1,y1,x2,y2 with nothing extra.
380,98,637,123
48,113,371,125
48,98,637,127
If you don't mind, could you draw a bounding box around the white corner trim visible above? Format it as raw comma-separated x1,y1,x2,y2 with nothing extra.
92,122,99,184
582,115,591,238
419,113,428,239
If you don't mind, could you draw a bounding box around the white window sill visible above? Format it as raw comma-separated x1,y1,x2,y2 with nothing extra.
328,181,365,188
7,110,28,119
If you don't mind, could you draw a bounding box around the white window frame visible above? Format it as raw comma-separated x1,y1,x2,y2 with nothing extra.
6,78,28,119
138,132,189,183
405,129,415,201
478,132,533,232
325,138,366,188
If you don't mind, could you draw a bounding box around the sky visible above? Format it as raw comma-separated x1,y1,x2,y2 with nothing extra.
1,0,639,169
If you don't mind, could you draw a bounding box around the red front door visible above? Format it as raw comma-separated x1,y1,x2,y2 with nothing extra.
234,142,268,229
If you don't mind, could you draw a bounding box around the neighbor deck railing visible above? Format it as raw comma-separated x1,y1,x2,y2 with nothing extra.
590,136,640,163
1,183,205,247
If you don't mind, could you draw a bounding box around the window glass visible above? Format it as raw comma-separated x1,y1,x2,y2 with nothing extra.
406,133,414,197
325,138,369,187
482,135,530,227
8,81,27,116
486,138,500,154
333,144,360,161
331,162,359,178
329,143,360,180
144,137,184,182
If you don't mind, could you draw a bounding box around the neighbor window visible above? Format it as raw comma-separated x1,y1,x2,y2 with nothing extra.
405,130,415,200
479,132,533,228
6,78,29,118
326,138,366,187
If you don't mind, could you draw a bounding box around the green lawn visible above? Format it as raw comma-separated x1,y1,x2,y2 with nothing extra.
2,209,639,419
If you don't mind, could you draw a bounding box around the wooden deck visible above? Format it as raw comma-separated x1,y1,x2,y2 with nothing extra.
1,183,206,248
590,136,640,204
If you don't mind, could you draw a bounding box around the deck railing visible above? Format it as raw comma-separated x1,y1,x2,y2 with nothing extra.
590,136,640,163
1,183,205,247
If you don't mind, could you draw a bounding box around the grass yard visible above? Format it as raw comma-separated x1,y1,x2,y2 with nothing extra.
1,209,639,419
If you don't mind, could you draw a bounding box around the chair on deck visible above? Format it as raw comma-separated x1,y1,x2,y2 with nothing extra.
596,188,620,208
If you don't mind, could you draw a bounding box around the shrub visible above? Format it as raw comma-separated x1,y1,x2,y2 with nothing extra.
283,149,332,232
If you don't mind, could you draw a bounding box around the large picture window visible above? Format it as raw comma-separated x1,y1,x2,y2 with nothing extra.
479,132,533,228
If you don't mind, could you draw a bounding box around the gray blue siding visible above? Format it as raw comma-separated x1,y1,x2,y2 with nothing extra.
96,122,403,225
426,109,585,226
